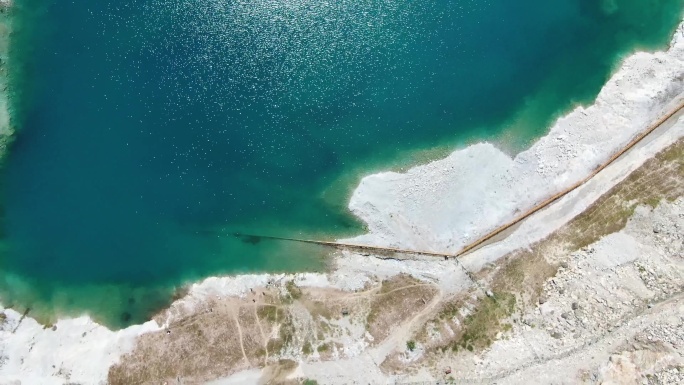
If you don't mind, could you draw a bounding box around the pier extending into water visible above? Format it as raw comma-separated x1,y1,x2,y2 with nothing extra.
239,96,684,260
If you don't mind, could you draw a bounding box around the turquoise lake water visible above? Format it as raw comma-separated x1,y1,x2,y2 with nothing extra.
0,0,681,327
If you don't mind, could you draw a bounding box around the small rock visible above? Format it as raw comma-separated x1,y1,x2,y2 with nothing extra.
561,312,570,320
572,302,580,310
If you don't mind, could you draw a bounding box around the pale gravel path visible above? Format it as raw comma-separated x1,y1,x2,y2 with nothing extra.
232,311,249,366
369,287,444,364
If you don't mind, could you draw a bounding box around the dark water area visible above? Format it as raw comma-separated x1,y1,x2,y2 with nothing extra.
0,0,681,327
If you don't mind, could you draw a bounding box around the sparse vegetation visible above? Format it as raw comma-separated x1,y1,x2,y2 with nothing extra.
108,314,245,384
491,246,557,307
436,298,466,320
563,138,684,249
317,343,329,353
257,305,281,323
285,281,303,301
378,274,417,294
271,313,297,354
267,338,285,354
452,293,516,351
416,251,548,356
302,341,313,355
302,379,319,385
277,359,297,370
305,300,334,320
367,275,438,343
258,359,298,384
406,340,416,351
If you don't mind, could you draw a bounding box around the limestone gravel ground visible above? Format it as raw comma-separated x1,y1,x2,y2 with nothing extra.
442,198,684,385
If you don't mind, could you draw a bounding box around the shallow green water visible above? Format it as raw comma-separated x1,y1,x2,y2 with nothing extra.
0,0,681,328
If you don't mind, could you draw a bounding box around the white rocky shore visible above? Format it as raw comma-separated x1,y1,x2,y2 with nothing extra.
347,21,684,256
1,15,684,385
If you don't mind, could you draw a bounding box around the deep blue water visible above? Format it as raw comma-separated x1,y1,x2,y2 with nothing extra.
1,0,681,327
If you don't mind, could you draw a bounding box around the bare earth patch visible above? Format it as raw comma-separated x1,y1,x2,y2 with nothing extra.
366,274,438,343
109,275,439,384
109,301,247,385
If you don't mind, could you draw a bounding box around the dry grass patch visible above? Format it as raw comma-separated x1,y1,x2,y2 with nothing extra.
238,306,267,364
110,296,297,384
454,292,516,352
264,310,297,355
109,311,246,385
301,286,371,323
304,300,334,320
409,242,548,357
378,273,421,294
258,359,299,385
366,275,438,343
315,341,343,360
562,138,684,249
414,290,516,356
281,281,303,304
257,304,284,324
490,245,558,308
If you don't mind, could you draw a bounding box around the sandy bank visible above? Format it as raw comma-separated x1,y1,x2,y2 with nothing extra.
1,16,684,385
